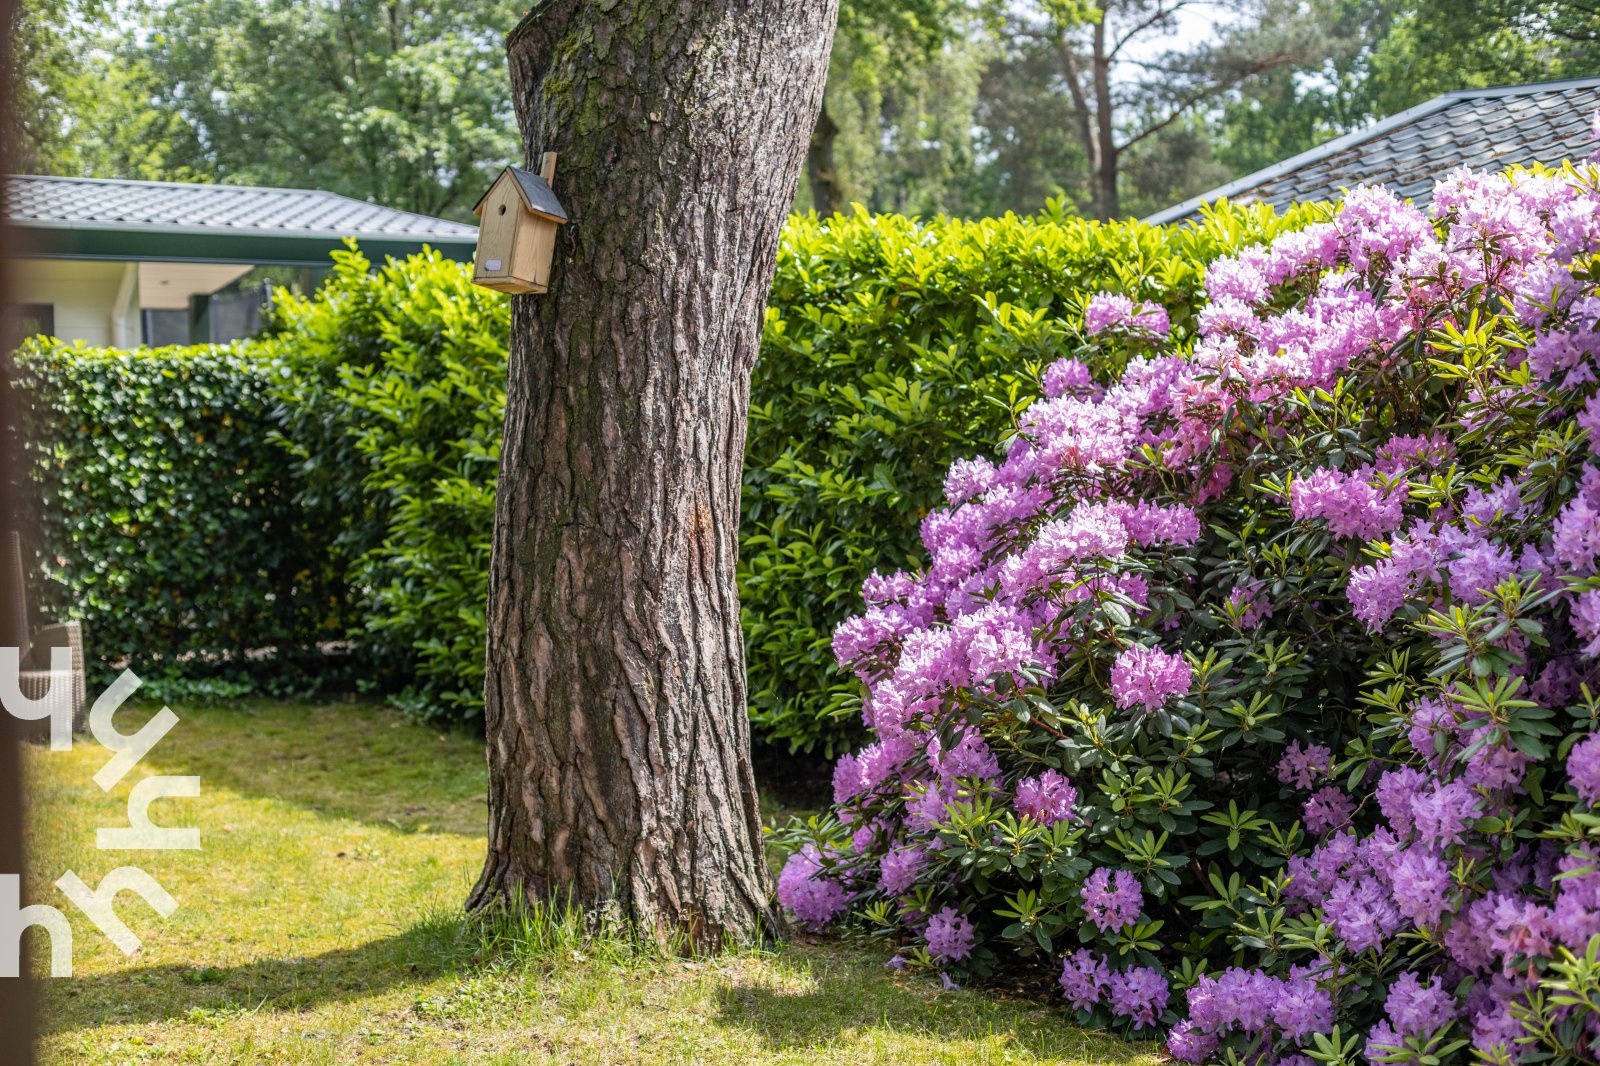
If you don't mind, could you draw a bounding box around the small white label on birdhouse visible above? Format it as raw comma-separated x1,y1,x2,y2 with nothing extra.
486,259,503,271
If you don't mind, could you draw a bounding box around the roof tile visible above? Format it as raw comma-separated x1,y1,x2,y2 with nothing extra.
4,175,478,241
1146,77,1600,225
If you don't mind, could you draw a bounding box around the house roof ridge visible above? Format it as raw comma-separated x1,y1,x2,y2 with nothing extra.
1143,76,1600,226
5,173,479,238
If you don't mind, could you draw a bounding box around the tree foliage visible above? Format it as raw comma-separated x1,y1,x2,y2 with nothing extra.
15,0,522,218
18,0,1600,219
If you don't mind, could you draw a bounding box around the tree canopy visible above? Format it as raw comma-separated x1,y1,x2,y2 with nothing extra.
14,0,1600,220
14,0,522,218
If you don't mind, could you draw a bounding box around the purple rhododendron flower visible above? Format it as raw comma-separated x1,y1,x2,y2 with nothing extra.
1574,590,1600,658
1389,846,1453,928
1225,579,1273,629
1058,948,1109,1009
1041,357,1094,399
1081,867,1143,932
905,781,953,832
1106,966,1169,1028
1291,467,1405,539
1185,967,1279,1034
878,844,927,896
924,907,975,962
1014,769,1078,825
777,845,850,927
1383,972,1458,1039
1411,779,1479,848
1570,733,1600,805
1304,785,1355,834
1271,971,1334,1042
1085,292,1171,337
1279,741,1333,788
1166,1020,1218,1063
934,729,1001,782
1324,875,1403,952
1110,645,1191,711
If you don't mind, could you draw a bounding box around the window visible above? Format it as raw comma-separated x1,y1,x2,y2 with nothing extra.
3,303,53,349
141,309,188,347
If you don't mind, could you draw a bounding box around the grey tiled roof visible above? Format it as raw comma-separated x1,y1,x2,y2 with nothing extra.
6,174,479,241
1145,77,1600,225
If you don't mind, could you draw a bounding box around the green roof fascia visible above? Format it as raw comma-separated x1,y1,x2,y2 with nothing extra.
10,223,478,267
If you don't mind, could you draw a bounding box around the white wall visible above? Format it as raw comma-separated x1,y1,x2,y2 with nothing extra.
10,259,139,347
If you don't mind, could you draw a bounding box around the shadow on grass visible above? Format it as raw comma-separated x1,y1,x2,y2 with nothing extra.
711,945,1154,1063
37,911,473,1036
116,699,488,836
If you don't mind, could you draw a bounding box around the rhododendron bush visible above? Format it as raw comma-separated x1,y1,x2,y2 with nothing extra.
776,141,1600,1066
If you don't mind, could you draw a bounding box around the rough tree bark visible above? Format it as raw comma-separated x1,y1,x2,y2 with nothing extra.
468,0,838,948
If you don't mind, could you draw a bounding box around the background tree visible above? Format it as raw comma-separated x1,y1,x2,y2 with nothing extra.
1211,0,1393,176
1360,0,1596,112
994,0,1349,219
7,0,109,173
965,27,1090,214
469,0,837,946
46,0,524,218
804,0,971,216
22,0,1600,222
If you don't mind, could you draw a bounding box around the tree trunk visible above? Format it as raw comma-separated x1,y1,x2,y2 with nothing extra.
1090,18,1119,221
1058,42,1100,216
469,0,837,949
807,102,843,217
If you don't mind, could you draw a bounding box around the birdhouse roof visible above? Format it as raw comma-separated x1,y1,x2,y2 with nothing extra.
474,166,567,222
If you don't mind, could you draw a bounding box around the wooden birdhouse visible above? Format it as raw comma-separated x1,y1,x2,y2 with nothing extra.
471,153,568,294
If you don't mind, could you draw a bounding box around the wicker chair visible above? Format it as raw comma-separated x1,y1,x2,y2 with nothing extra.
2,531,86,739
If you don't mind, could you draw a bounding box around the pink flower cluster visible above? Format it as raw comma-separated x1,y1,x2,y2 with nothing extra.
1059,950,1169,1029
1013,769,1078,825
1084,292,1171,337
1080,867,1143,932
924,907,975,962
1109,644,1192,711
1173,965,1335,1057
777,138,1600,1057
1290,466,1405,540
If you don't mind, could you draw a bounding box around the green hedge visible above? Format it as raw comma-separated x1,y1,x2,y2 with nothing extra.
13,341,340,683
265,244,511,722
14,204,1323,741
745,202,1324,753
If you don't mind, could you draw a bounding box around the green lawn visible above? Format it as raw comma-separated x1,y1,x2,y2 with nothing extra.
24,699,1155,1065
